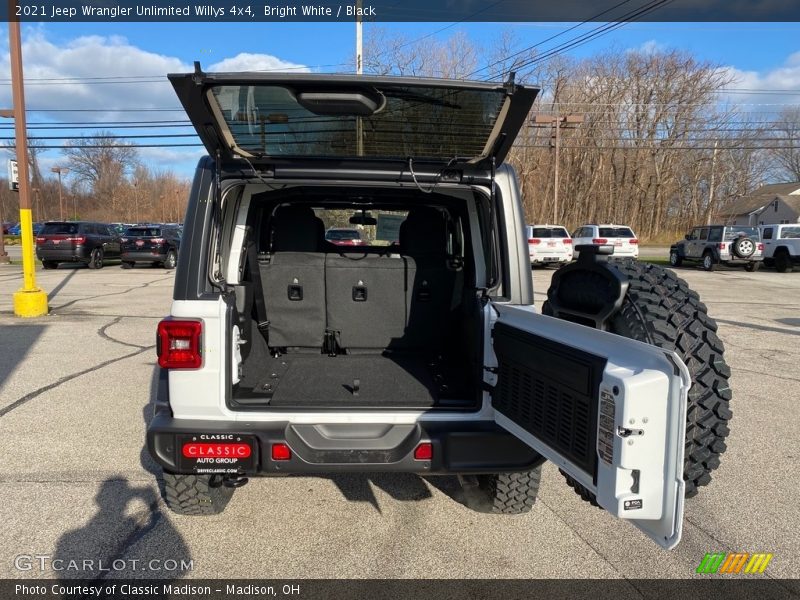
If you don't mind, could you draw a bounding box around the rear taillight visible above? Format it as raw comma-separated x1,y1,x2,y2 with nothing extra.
528,238,541,245
65,236,86,244
271,443,292,461
157,319,202,369
630,239,639,244
36,236,45,244
719,243,727,250
758,243,764,251
563,238,572,244
414,442,433,460
592,238,608,244
152,238,165,245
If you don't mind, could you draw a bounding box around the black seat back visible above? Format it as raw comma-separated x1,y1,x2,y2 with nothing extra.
260,206,326,349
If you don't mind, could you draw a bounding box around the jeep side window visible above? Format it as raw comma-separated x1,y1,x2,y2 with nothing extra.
699,229,709,241
762,227,773,240
708,228,722,242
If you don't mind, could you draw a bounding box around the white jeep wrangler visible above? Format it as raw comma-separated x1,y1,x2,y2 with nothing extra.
147,66,732,549
761,223,800,272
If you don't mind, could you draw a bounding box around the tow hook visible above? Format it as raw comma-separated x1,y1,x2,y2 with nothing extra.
223,475,249,488
208,473,249,489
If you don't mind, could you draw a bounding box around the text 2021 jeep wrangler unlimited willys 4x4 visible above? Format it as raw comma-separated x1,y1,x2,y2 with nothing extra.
147,67,732,549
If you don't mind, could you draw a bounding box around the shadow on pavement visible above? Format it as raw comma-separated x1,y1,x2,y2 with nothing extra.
52,365,191,588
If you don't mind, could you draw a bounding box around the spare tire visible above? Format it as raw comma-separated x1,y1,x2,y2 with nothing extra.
544,260,732,500
732,236,756,259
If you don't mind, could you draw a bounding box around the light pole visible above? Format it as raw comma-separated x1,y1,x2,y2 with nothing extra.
51,166,68,221
5,8,48,317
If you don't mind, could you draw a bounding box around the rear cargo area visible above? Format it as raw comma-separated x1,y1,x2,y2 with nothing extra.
228,187,483,412
235,350,473,409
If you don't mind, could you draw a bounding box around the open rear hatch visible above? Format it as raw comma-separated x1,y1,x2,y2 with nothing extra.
169,65,538,170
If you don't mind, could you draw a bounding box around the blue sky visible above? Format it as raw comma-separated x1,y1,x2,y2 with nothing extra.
1,20,799,180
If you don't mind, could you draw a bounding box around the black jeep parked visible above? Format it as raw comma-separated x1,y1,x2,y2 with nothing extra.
36,221,121,269
120,224,181,269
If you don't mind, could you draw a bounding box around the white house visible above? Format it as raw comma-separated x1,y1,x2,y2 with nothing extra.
720,182,800,226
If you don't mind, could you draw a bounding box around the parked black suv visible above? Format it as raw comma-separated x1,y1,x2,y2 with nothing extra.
36,221,120,269
120,224,181,269
670,225,763,271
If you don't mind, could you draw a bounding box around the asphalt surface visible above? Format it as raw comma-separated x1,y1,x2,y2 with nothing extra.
0,258,798,584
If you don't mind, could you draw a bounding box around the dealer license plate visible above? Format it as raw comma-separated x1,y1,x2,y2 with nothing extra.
177,434,257,474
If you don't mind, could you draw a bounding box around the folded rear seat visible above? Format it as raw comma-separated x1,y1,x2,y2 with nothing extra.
260,206,326,350
325,252,409,351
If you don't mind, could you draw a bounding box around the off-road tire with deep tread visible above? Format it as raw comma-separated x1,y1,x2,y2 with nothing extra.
162,473,235,515
775,250,792,273
472,467,542,514
544,260,732,502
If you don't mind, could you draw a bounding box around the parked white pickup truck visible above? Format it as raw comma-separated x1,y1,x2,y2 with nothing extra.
760,224,800,272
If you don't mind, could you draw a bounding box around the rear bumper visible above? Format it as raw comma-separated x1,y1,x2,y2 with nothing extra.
36,246,90,261
147,413,544,476
122,250,168,262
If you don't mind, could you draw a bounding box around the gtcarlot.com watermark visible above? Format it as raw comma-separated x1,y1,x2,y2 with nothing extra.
14,554,193,573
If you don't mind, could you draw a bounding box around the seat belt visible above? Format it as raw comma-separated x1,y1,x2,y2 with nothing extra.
246,240,270,346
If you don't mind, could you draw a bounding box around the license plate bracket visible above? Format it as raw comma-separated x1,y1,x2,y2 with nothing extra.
177,434,258,474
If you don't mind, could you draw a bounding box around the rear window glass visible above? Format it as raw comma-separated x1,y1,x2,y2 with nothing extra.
317,210,408,246
41,223,79,235
325,229,361,241
780,226,800,238
723,227,759,241
208,83,506,161
599,227,635,238
529,227,569,238
126,227,162,237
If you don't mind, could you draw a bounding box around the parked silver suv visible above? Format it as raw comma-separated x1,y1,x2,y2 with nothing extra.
146,67,732,550
670,225,762,271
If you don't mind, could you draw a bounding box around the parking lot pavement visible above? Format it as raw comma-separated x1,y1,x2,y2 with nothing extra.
0,261,798,582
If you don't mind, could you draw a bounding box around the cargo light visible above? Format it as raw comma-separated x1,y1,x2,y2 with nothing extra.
271,443,292,461
414,442,433,460
157,319,202,369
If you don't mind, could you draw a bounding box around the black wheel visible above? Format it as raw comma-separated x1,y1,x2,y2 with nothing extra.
763,257,775,268
544,260,732,500
775,251,792,273
669,249,683,267
87,247,104,269
41,260,58,270
162,473,234,516
744,261,760,272
164,249,177,270
461,467,542,514
702,251,715,271
121,261,134,269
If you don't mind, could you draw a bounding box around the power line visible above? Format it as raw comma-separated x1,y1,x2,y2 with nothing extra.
467,0,635,79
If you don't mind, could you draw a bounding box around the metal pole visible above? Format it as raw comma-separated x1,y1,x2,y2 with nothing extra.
554,117,561,224
9,10,48,316
0,199,9,264
355,2,364,157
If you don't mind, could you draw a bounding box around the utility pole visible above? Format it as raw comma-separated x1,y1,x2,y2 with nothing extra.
533,113,584,223
706,140,719,225
7,9,48,317
355,0,364,156
51,166,68,221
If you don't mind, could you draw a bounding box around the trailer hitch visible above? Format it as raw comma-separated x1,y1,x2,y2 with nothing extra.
209,473,250,489
544,244,630,331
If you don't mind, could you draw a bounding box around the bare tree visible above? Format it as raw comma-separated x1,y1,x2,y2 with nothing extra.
63,132,140,215
770,106,800,181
